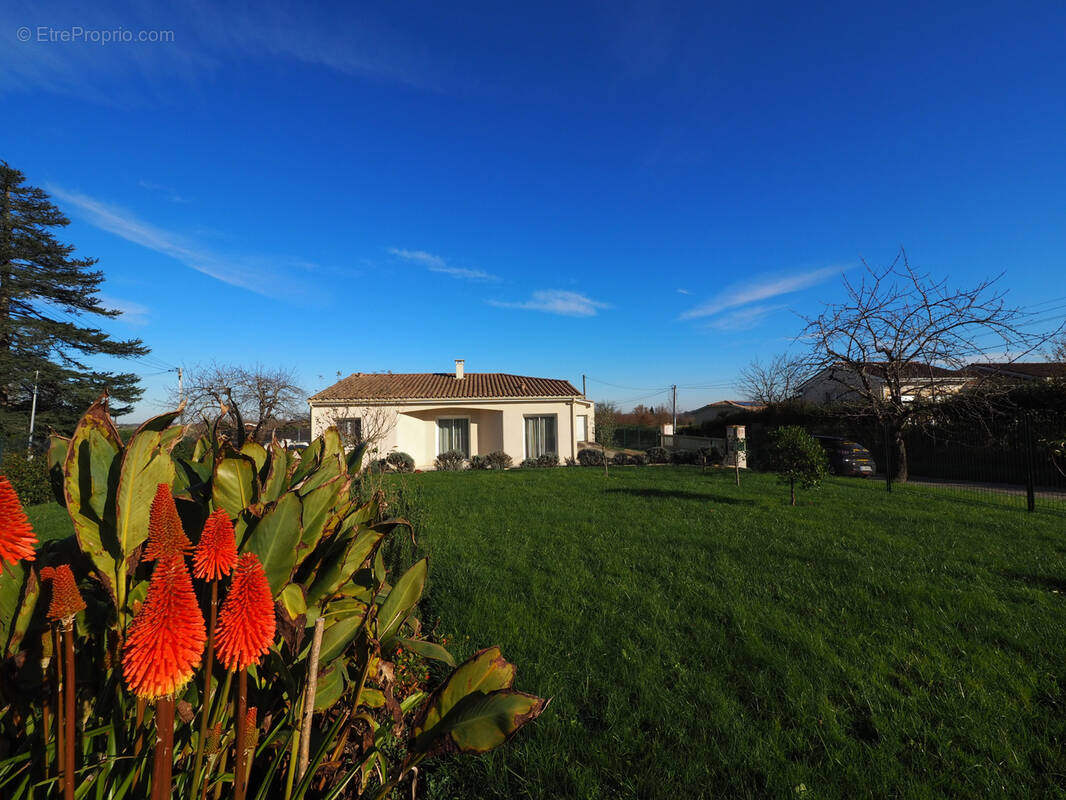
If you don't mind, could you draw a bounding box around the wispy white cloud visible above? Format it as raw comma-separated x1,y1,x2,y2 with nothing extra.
96,294,151,325
49,185,313,297
680,264,845,321
388,247,499,282
489,290,610,317
676,288,691,295
704,303,787,332
138,179,189,204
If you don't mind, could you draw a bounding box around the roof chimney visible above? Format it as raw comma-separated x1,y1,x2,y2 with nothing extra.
455,359,465,380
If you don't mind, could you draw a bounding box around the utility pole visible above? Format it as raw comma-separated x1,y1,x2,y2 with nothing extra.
582,374,586,398
671,384,677,430
177,366,183,403
26,369,39,456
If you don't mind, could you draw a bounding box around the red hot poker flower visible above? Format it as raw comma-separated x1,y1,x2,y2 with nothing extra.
123,555,206,699
215,553,276,671
0,476,38,566
40,565,86,623
193,509,238,581
143,484,191,561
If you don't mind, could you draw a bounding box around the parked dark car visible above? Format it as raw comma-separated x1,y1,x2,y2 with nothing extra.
814,436,877,477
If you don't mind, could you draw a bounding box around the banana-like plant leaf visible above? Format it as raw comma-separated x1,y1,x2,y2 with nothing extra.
114,407,184,615
63,397,123,604
346,441,369,474
192,435,211,463
212,450,259,518
244,493,302,596
299,475,348,552
313,663,346,711
376,558,427,646
280,583,307,619
317,608,368,664
240,440,268,473
290,437,324,486
47,435,70,506
320,427,344,461
395,638,455,667
413,646,516,738
260,442,290,502
6,568,39,657
411,689,546,756
297,452,343,497
0,564,26,655
306,529,384,607
360,687,385,709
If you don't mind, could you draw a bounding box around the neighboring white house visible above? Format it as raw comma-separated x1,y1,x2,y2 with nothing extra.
797,362,971,405
308,360,594,469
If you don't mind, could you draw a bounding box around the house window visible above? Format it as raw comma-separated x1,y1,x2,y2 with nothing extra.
576,415,588,442
338,417,362,443
525,415,557,458
437,418,469,457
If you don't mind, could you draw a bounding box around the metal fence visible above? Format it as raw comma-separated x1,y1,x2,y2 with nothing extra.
610,425,662,451
825,413,1066,514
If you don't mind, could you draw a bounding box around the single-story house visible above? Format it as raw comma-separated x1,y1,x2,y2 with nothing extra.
688,400,766,425
965,361,1066,383
308,360,594,469
797,362,971,405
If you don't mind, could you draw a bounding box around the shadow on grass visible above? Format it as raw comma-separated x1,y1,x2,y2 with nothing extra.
1001,570,1066,594
602,487,755,505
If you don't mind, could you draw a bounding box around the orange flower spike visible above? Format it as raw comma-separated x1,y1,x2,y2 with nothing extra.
215,553,276,671
193,509,238,581
143,483,191,561
0,476,38,565
123,555,206,699
40,565,86,623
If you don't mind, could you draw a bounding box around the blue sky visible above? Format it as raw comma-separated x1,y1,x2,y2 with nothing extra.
4,0,1065,420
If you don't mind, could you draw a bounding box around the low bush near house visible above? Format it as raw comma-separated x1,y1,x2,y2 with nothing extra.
435,449,466,471
386,450,416,472
468,454,487,470
611,452,629,465
519,458,538,468
646,446,669,464
628,452,649,466
484,451,513,470
577,448,604,466
670,449,698,465
536,452,558,468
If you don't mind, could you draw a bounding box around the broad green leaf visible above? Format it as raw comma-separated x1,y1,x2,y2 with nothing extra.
290,437,324,486
6,569,38,657
413,647,516,738
0,564,25,654
411,689,546,756
317,611,367,664
297,452,343,496
260,442,290,502
376,558,427,645
244,494,303,596
192,435,211,463
346,441,369,474
313,664,346,711
47,435,70,506
299,475,348,553
360,687,385,709
306,529,384,607
240,441,268,473
114,407,183,614
212,451,258,518
396,638,455,667
280,584,307,619
63,397,123,603
320,426,344,461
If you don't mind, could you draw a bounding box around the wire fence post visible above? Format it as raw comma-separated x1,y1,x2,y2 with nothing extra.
883,422,893,493
1024,412,1036,513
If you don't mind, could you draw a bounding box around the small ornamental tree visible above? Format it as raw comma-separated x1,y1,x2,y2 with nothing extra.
768,425,828,506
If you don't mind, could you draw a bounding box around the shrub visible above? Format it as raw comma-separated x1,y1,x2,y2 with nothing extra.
484,451,513,470
628,452,649,466
535,452,558,468
611,452,629,465
1,450,53,506
386,451,415,473
646,446,669,464
564,456,576,467
519,458,538,469
434,450,466,471
670,449,698,465
768,425,828,505
467,455,487,470
577,448,604,466
697,446,722,466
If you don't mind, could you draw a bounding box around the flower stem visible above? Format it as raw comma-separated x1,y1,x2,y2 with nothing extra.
234,669,248,800
52,626,64,783
192,578,219,794
62,622,75,800
151,698,175,800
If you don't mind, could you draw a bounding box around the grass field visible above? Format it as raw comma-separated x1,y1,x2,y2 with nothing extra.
390,467,1066,800
24,469,1066,799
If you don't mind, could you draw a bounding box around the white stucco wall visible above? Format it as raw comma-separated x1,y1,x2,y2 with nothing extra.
310,397,595,469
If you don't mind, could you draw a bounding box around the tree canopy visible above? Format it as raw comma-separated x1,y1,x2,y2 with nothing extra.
0,163,148,443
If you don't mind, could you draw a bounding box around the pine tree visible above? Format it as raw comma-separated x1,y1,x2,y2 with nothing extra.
0,162,148,444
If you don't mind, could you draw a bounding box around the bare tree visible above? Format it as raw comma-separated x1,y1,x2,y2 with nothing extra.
177,362,305,444
595,400,619,477
1048,332,1066,362
801,250,1053,480
315,404,397,456
738,353,808,405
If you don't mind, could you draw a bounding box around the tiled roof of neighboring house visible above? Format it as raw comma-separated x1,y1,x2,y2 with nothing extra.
691,400,767,413
968,362,1066,379
309,373,584,402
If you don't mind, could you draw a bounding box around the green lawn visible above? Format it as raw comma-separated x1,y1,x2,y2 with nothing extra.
391,467,1066,800
25,500,75,543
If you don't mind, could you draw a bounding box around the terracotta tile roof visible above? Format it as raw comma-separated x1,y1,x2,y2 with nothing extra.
310,373,583,402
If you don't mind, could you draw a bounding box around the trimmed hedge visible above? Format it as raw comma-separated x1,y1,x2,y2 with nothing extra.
1,451,53,506
435,450,466,471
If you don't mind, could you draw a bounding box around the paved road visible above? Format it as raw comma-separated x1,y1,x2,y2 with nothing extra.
907,477,1066,503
